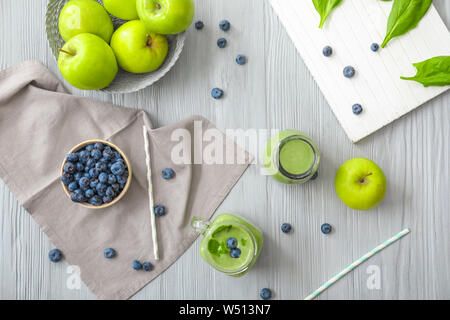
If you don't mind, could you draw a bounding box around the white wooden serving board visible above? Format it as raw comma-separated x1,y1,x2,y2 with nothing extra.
269,0,450,142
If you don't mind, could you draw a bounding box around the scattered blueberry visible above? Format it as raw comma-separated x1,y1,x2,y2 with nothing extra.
371,43,379,52
161,168,175,180
219,20,230,31
230,248,241,258
211,88,224,99
49,249,63,263
132,260,142,270
260,288,272,300
217,38,227,48
323,45,333,57
310,171,319,180
281,223,292,233
104,248,116,259
236,54,246,65
154,205,166,217
226,237,238,249
321,223,332,234
352,104,363,115
142,262,153,272
194,21,204,30
343,66,356,78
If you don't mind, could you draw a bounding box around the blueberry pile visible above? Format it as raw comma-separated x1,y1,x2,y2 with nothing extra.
61,142,129,206
226,237,242,258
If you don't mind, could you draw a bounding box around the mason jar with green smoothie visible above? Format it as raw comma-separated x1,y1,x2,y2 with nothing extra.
264,130,319,184
191,214,263,277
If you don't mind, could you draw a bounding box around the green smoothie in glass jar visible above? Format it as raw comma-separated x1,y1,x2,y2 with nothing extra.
264,130,319,184
191,214,263,277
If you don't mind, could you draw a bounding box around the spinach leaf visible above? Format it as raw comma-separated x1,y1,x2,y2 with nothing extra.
381,0,432,48
401,56,450,87
312,0,343,28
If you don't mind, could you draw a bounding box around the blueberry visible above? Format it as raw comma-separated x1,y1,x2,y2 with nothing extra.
161,168,175,180
66,153,78,162
68,181,78,192
211,88,224,99
217,38,227,48
142,262,153,272
310,171,319,180
104,248,116,259
91,149,102,160
89,168,100,178
83,172,90,179
48,249,63,263
78,150,90,163
70,192,79,202
99,172,108,184
260,288,272,300
96,183,107,194
95,162,107,172
94,142,104,151
236,54,246,65
132,260,142,270
113,151,122,160
116,174,128,184
64,162,75,174
226,237,238,249
219,20,230,31
88,195,102,206
281,223,292,233
103,146,113,155
119,183,126,190
90,178,99,189
323,45,333,57
371,43,379,52
76,162,84,172
194,20,204,30
72,189,86,203
103,196,113,203
86,158,95,168
230,248,241,258
61,173,73,185
74,172,83,181
106,186,115,197
102,153,112,162
85,189,94,199
78,177,90,189
343,66,355,78
111,162,125,175
154,205,166,217
352,104,363,115
107,174,117,184
111,183,120,193
321,223,332,234
85,144,94,152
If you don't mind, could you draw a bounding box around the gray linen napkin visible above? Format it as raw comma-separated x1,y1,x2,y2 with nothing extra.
0,60,252,299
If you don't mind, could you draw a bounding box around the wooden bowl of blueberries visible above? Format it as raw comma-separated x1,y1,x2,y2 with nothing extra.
60,140,132,209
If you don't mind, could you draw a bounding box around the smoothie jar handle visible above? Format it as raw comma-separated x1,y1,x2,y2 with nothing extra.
190,217,210,235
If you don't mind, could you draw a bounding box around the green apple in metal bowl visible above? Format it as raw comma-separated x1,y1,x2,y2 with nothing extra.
58,33,118,90
111,20,168,74
335,158,387,211
58,0,114,43
136,0,195,35
103,0,139,21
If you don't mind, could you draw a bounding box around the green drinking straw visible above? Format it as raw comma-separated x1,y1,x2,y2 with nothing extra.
304,228,410,300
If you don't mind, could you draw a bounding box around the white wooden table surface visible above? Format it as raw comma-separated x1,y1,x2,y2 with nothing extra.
0,0,449,300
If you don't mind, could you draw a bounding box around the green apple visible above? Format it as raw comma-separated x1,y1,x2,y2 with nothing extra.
58,33,118,90
103,0,139,20
58,0,114,43
334,158,387,210
136,0,195,34
110,20,168,73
